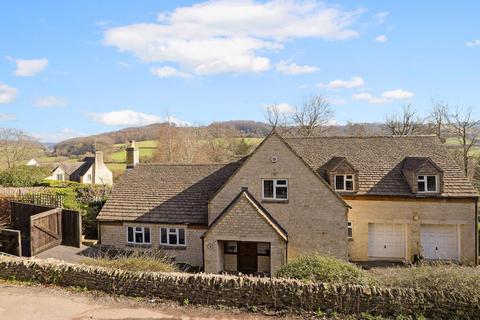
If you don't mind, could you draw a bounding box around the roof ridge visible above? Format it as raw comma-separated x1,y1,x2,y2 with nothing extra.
137,162,235,167
285,135,438,139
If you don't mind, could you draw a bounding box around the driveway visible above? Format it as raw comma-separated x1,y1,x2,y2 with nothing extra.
35,245,101,263
0,281,289,320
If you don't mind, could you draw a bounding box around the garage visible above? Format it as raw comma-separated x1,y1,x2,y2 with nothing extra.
420,224,458,260
368,223,405,259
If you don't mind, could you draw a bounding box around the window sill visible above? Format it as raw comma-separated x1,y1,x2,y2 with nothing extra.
126,243,152,248
348,238,354,241
261,199,289,204
159,245,187,251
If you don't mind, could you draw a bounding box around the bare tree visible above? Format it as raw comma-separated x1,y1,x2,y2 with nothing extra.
291,95,333,137
0,128,40,169
446,107,480,176
383,104,422,135
427,99,449,140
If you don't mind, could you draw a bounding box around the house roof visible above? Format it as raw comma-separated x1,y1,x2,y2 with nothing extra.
285,135,478,197
97,161,243,224
56,157,94,180
203,189,288,240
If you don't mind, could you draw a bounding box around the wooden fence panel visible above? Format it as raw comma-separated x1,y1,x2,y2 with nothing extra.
0,228,22,256
11,202,56,256
62,209,81,248
30,208,62,256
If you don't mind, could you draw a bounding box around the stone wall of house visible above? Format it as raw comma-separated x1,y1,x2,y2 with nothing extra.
209,133,349,261
0,257,477,319
203,194,287,274
347,198,477,264
99,222,206,267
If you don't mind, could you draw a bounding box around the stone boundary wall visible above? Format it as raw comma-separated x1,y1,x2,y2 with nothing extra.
0,187,46,197
0,257,477,318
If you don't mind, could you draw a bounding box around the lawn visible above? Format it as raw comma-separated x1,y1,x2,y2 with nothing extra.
110,140,158,162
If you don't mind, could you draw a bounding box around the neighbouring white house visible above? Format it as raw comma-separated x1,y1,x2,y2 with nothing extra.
47,151,113,185
26,158,40,166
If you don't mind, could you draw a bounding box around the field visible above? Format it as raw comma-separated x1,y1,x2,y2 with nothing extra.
110,140,158,162
445,137,480,156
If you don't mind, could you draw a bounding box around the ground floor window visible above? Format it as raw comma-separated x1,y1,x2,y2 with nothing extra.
56,174,64,181
127,226,151,244
224,241,238,254
160,227,186,246
348,221,353,239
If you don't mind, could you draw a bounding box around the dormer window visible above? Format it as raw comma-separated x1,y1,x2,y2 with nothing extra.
262,179,288,200
334,174,354,191
417,175,438,193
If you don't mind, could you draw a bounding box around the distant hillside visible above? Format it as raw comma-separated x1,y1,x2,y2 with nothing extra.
53,120,271,156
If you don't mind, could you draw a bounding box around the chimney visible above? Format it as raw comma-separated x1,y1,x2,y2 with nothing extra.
126,140,139,169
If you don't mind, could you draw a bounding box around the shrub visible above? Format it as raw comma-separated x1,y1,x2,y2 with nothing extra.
81,249,177,273
0,165,51,187
276,253,372,285
369,262,480,299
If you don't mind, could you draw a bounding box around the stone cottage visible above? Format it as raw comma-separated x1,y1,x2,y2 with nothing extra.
97,132,478,275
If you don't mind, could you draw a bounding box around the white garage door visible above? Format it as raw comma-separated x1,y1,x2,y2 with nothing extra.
368,223,405,259
420,224,458,260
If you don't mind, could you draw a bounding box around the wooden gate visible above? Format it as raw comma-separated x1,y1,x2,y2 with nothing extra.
29,208,62,256
0,228,22,256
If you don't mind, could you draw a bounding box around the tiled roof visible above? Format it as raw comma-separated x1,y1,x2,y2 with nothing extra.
97,162,243,224
285,135,478,197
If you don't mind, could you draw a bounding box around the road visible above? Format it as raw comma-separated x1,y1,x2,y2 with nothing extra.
0,281,287,320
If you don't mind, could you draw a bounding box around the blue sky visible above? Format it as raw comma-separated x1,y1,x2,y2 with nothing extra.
0,1,479,142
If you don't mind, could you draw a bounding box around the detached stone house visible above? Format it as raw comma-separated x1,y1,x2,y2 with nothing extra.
47,151,113,186
97,133,478,275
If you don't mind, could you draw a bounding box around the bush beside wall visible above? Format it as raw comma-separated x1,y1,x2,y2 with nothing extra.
0,257,477,318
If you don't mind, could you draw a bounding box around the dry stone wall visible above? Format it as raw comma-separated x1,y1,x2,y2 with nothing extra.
0,257,477,318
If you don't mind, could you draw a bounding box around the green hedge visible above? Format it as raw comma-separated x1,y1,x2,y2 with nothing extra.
276,253,372,285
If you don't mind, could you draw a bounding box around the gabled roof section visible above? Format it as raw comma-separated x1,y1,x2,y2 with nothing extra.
402,157,443,173
286,135,478,198
97,161,243,224
203,189,288,241
210,129,351,209
321,156,357,173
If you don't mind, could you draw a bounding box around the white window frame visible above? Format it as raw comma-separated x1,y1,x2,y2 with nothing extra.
86,173,92,182
160,227,186,246
262,179,288,200
417,175,438,193
126,226,151,244
334,174,354,191
56,173,64,181
347,222,353,239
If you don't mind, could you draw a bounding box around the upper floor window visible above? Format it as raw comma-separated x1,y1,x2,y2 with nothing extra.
160,227,186,246
334,174,354,191
56,174,64,181
127,226,151,244
262,179,288,200
86,173,92,182
417,175,437,193
347,222,353,239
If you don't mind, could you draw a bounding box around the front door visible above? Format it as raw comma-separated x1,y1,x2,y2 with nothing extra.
237,242,257,274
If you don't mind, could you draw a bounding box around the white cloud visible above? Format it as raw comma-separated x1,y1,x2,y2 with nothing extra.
276,60,319,75
466,39,480,47
150,66,192,78
375,12,390,24
375,34,388,42
352,92,387,104
264,102,295,115
318,76,365,89
353,89,414,105
32,128,83,143
0,113,16,121
382,89,414,100
34,96,68,108
88,109,189,127
103,0,363,75
0,82,18,104
14,58,48,76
